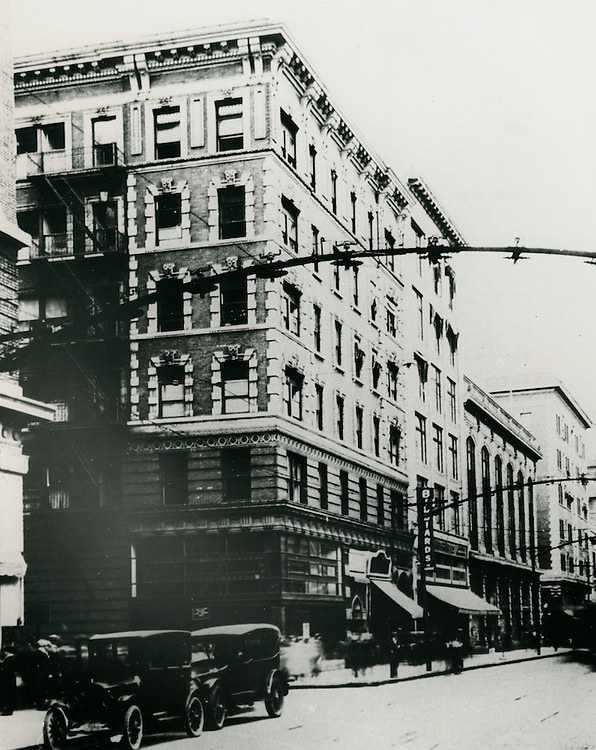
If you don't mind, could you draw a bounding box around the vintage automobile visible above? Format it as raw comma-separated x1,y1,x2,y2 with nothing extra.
191,623,288,729
42,630,204,750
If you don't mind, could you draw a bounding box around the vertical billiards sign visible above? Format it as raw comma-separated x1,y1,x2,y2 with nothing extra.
417,487,435,573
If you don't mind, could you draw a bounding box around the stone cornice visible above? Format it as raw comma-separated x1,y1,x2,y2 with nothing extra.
407,176,467,246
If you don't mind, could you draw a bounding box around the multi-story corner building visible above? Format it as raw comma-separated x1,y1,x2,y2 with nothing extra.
463,377,541,650
12,22,465,640
0,5,54,648
489,377,593,616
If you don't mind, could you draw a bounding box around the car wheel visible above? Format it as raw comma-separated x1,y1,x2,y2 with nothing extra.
265,677,284,718
207,685,226,730
121,704,143,750
43,706,68,750
184,694,204,737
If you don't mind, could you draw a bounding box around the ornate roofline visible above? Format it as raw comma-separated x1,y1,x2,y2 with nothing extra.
407,176,467,246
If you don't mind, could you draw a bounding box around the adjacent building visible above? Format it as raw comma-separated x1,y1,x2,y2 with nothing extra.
463,376,541,649
0,4,54,648
12,22,467,640
489,377,593,616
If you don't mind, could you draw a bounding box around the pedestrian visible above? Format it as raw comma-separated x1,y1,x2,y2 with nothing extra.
0,648,17,715
446,633,464,674
389,631,400,679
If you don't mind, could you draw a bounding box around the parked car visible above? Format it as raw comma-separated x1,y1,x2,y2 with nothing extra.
42,630,204,750
191,623,288,729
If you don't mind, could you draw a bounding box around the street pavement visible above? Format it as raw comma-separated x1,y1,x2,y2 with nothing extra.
0,646,569,750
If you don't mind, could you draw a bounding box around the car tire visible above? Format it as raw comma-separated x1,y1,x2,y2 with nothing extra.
184,694,204,737
265,676,284,718
43,705,68,750
121,704,143,750
207,685,226,730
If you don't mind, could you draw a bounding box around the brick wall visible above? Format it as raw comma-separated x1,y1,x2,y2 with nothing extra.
0,4,16,224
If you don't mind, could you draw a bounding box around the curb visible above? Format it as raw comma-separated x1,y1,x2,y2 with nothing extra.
289,650,566,689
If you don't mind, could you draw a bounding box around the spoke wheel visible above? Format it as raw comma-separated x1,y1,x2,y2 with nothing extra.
184,694,204,737
265,677,284,718
43,706,68,750
207,685,226,730
121,704,143,750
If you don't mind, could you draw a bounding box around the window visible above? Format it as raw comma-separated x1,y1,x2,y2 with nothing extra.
313,304,322,352
216,98,243,151
318,462,328,509
159,452,188,505
467,438,478,549
334,320,343,366
387,362,398,401
359,477,367,521
435,484,446,530
350,191,357,233
386,308,396,337
518,471,527,562
312,225,320,268
414,289,424,339
354,337,365,379
330,169,338,214
368,211,374,251
372,352,381,391
336,394,345,439
433,425,444,472
156,192,182,243
157,277,184,331
373,415,380,457
309,144,317,190
433,365,442,413
220,276,248,325
481,447,492,552
355,405,363,449
17,121,65,154
507,464,516,557
92,115,119,165
415,413,427,464
416,357,428,402
288,452,307,504
333,261,341,293
389,424,401,466
284,367,303,420
280,109,297,167
385,229,395,271
221,359,249,414
158,364,185,417
452,491,461,536
221,448,251,502
447,378,457,422
16,125,38,154
315,383,324,430
449,435,459,479
376,485,384,526
154,106,181,159
340,470,349,514
391,490,407,531
281,197,299,251
92,200,119,252
218,186,246,239
352,267,360,308
494,458,506,550
282,283,301,336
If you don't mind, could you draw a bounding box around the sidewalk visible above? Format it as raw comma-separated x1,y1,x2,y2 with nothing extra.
290,645,571,688
0,647,571,750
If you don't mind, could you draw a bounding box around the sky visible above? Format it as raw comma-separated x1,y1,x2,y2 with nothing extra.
8,0,596,428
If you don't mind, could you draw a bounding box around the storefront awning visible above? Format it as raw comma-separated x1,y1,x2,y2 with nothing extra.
426,585,500,615
0,552,27,578
370,578,424,619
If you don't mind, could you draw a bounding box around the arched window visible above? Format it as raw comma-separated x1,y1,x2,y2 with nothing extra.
481,447,492,552
507,464,516,558
467,438,478,549
517,471,527,562
495,456,505,556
